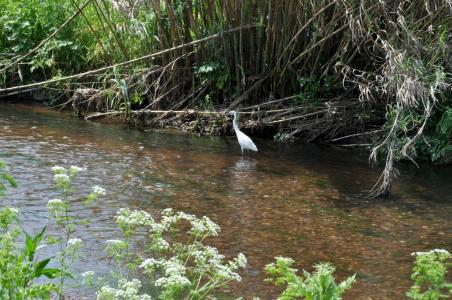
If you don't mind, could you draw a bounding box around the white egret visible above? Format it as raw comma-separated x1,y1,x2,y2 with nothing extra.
228,110,258,154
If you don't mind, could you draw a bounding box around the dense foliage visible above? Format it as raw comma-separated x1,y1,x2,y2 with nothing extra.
0,0,451,194
265,257,355,300
407,249,452,300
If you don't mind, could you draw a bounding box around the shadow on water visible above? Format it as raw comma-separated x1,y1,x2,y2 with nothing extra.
1,102,451,299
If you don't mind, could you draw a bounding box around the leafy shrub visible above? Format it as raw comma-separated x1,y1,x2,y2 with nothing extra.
265,257,355,300
0,162,60,299
407,249,452,300
0,161,16,196
423,108,452,163
0,211,61,300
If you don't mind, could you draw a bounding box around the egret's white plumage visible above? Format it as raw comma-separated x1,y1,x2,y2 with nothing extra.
229,110,258,154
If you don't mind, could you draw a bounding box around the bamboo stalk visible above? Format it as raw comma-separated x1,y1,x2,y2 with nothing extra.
95,0,129,60
69,0,108,59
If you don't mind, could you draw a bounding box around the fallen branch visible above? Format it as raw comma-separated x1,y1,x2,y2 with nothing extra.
268,110,327,124
330,129,383,142
335,143,372,147
241,95,299,110
84,109,224,120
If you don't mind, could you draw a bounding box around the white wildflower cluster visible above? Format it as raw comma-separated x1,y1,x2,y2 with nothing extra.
67,237,82,247
152,238,170,251
0,207,20,229
216,265,241,282
70,166,84,175
81,271,95,286
139,258,164,275
161,207,173,215
190,245,244,281
160,209,220,237
106,239,126,246
411,249,451,257
51,166,66,174
92,185,106,196
97,279,152,300
160,209,202,229
154,258,191,288
192,246,225,270
234,253,247,269
85,185,107,205
47,198,65,212
52,165,84,187
9,208,19,214
189,216,220,237
53,173,70,186
116,208,154,232
105,239,128,260
66,237,83,252
105,208,247,299
272,256,294,265
190,244,245,283
81,270,95,278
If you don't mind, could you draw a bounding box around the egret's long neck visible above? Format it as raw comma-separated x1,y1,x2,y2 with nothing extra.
232,114,239,131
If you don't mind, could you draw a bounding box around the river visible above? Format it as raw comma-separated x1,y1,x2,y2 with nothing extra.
1,103,451,299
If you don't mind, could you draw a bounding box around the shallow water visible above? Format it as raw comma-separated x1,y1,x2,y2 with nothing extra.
1,103,451,299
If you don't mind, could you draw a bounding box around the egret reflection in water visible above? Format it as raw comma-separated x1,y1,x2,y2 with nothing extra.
226,157,258,197
234,157,257,171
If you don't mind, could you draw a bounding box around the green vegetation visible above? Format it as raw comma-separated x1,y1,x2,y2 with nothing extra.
0,163,59,299
0,210,60,299
0,162,106,299
0,161,16,196
0,0,450,195
265,257,355,300
407,250,452,300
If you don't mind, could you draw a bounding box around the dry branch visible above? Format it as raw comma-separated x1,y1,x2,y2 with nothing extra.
268,110,327,124
84,109,224,120
330,129,383,142
242,95,299,110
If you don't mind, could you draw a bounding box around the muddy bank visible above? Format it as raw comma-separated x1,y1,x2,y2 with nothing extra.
65,86,377,143
3,91,380,144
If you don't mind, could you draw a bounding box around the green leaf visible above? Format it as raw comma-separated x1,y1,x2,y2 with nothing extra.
24,227,46,261
1,173,17,187
39,268,62,279
32,258,52,278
